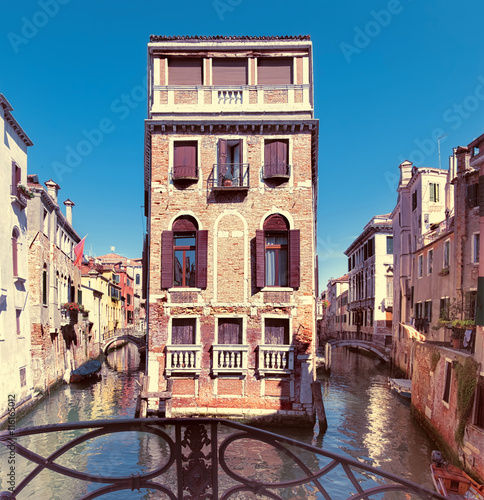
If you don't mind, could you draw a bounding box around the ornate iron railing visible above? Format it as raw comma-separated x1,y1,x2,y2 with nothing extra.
0,418,446,499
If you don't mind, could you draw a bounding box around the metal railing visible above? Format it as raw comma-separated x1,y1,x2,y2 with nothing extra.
263,163,291,179
0,417,446,499
172,165,199,181
417,217,453,249
210,163,250,189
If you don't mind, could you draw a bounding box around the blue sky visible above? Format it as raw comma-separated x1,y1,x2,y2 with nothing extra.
2,0,484,290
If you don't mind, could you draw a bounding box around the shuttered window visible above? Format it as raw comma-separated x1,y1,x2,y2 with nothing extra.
264,139,289,177
212,58,248,85
174,141,197,169
255,215,300,288
168,58,202,85
161,218,207,289
218,318,242,344
172,318,196,344
265,318,289,344
257,58,293,85
468,183,479,208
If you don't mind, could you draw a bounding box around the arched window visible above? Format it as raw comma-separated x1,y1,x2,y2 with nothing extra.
161,216,208,289
12,228,20,277
42,264,48,305
256,214,300,288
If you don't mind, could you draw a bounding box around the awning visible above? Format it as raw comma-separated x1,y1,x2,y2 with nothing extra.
399,323,426,342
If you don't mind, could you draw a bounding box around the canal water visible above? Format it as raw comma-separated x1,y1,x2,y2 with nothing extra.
0,345,437,499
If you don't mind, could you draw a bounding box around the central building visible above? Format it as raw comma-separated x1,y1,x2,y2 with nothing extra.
144,35,319,425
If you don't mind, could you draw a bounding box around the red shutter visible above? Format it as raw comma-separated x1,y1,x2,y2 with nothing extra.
257,58,293,85
196,230,208,289
168,58,202,85
256,229,265,288
161,231,173,289
212,59,248,85
264,140,273,167
218,139,227,181
289,229,300,288
277,140,288,167
12,235,18,277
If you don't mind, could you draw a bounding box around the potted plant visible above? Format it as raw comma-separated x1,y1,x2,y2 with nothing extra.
439,267,449,276
223,171,233,186
17,184,34,199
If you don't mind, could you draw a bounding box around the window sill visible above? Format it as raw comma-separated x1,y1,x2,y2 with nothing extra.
168,287,202,292
13,276,27,284
261,287,293,292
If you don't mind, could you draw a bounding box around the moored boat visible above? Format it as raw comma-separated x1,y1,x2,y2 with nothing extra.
388,378,412,399
70,360,102,383
430,450,484,499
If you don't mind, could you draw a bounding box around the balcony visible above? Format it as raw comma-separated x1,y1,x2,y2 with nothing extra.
165,344,202,376
263,163,291,180
210,163,249,191
172,165,199,183
212,344,249,376
417,217,453,249
10,184,29,209
150,84,312,116
257,345,294,376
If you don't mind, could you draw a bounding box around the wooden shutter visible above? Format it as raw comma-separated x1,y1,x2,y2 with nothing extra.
196,230,208,289
168,58,202,85
265,318,289,344
218,139,227,180
219,319,241,344
277,140,288,166
264,140,274,166
212,59,248,85
174,141,197,167
12,234,18,277
256,229,265,288
161,231,174,289
172,318,196,344
257,58,293,85
288,229,300,288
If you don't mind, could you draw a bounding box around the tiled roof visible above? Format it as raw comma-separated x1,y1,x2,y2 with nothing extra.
150,35,310,42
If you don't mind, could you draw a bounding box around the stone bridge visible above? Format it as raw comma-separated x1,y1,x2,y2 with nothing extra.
101,328,146,355
328,339,391,363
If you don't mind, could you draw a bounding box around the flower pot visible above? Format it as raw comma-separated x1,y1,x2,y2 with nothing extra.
223,179,232,186
452,337,463,349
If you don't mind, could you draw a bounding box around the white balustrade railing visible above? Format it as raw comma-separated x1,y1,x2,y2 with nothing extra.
165,345,202,376
217,89,243,105
258,345,294,376
212,345,248,376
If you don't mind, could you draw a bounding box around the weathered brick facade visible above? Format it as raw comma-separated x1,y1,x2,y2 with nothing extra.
144,36,318,425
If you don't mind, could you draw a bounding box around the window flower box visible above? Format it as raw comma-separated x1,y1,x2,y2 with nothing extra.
439,267,449,276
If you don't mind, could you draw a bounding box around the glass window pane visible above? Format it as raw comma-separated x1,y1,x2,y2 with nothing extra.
185,250,196,287
266,249,276,286
279,248,288,286
175,235,195,247
174,250,183,286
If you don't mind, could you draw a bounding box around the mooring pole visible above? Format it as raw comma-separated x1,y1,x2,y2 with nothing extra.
311,380,327,434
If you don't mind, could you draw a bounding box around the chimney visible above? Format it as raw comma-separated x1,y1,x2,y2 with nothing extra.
398,160,413,188
64,199,75,225
455,146,470,174
44,179,60,204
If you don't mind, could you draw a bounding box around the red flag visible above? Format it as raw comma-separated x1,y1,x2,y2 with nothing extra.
74,236,86,268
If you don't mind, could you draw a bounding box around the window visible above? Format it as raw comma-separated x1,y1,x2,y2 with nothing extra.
386,236,393,254
168,58,202,85
465,291,477,321
424,300,432,322
412,191,417,211
467,183,479,208
443,360,452,404
16,309,21,336
257,58,293,84
173,141,198,180
218,318,243,344
127,294,131,306
19,367,26,388
427,249,433,275
418,254,423,278
136,273,140,285
42,264,48,305
161,216,207,289
264,139,289,177
11,161,21,196
472,233,480,264
217,139,244,186
212,58,248,85
256,214,300,288
440,297,450,320
43,209,48,235
443,239,450,268
264,318,290,344
429,183,439,202
474,377,484,428
12,228,19,277
171,318,196,344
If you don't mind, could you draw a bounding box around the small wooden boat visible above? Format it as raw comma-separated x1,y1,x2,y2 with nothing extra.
430,450,484,499
388,378,412,399
70,360,102,383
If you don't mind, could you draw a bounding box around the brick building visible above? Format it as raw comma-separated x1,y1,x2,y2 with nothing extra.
144,35,319,425
0,94,34,422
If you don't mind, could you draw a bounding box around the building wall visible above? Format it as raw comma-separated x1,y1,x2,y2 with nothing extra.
0,95,33,420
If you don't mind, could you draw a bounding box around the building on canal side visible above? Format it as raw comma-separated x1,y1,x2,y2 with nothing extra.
392,143,484,480
0,94,34,421
321,274,348,341
144,35,319,425
344,214,394,346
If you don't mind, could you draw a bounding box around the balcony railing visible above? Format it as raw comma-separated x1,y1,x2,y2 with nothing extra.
151,84,312,115
263,163,291,180
10,184,28,209
210,163,249,191
417,217,454,249
258,345,294,376
0,417,446,500
212,344,248,376
165,344,202,376
172,165,199,182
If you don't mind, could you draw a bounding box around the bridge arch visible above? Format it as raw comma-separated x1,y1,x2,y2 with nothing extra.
329,340,390,363
102,334,146,356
